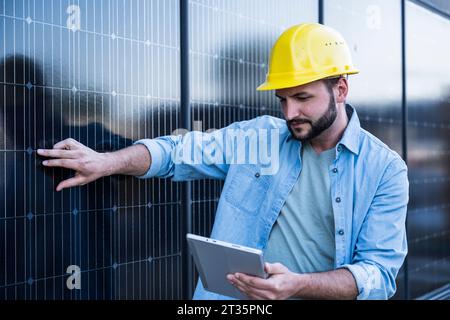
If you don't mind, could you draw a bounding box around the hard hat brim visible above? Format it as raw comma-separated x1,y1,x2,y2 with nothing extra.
256,70,360,91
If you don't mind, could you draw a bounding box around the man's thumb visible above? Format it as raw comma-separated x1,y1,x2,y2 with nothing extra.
265,262,285,274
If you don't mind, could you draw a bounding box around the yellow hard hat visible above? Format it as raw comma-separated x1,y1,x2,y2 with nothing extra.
257,23,359,91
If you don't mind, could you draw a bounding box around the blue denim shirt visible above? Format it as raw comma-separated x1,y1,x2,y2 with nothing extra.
134,104,409,300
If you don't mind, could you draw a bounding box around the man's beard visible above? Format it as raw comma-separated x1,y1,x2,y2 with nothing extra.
287,94,337,143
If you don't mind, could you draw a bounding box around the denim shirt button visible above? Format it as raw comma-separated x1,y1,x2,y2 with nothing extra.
338,229,345,236
335,197,341,203
332,168,338,173
255,172,260,178
337,145,342,152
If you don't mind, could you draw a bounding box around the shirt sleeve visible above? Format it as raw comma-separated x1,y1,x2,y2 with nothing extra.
132,138,166,179
338,158,409,299
132,115,278,181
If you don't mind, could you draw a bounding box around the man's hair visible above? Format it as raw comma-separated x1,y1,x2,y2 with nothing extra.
323,76,342,96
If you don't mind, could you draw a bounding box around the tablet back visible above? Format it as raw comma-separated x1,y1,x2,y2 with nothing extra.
187,233,267,299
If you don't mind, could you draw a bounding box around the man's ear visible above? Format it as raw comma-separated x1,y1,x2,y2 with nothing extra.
335,77,349,104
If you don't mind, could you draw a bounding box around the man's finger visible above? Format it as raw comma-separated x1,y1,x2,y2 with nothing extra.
42,159,80,171
56,176,85,192
37,149,79,159
265,262,286,275
234,273,274,290
53,138,80,150
233,284,264,300
231,280,272,300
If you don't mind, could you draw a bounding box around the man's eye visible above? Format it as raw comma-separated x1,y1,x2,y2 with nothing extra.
278,98,286,103
296,97,309,101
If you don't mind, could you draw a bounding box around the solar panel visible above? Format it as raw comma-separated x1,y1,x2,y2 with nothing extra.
404,1,450,298
0,0,182,299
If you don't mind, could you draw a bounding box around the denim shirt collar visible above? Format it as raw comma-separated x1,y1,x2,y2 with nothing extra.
339,104,361,155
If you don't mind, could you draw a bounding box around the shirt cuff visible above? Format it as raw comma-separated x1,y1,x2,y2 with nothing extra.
338,263,371,300
133,139,164,179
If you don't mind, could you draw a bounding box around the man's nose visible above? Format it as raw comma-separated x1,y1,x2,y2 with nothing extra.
284,99,301,121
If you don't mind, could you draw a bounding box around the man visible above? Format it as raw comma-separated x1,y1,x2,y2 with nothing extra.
37,23,409,300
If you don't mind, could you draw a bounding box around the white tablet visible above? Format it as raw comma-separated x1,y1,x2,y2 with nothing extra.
187,233,268,299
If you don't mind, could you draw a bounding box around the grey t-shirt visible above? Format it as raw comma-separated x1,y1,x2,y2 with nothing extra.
264,142,336,274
